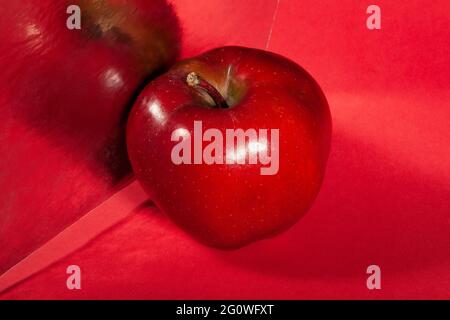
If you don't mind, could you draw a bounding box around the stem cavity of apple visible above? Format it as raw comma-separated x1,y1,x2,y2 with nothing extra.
186,72,229,109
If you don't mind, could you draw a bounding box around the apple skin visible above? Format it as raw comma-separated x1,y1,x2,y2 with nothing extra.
127,46,331,249
0,0,180,271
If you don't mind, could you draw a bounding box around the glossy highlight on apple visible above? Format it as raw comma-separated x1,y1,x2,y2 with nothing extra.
170,121,280,176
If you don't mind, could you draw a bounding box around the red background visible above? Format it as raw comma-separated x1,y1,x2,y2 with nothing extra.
1,0,450,299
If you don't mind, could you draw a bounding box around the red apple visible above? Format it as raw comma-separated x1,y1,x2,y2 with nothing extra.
127,46,331,248
0,0,180,271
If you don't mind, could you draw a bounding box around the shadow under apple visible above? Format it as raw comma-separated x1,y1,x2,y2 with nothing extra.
212,128,450,279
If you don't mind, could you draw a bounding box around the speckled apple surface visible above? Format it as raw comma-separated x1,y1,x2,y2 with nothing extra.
1,0,450,299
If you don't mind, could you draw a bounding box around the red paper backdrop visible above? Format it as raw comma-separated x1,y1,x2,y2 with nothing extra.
1,0,450,299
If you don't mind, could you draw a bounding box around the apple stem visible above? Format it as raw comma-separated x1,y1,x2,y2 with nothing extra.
186,72,229,109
